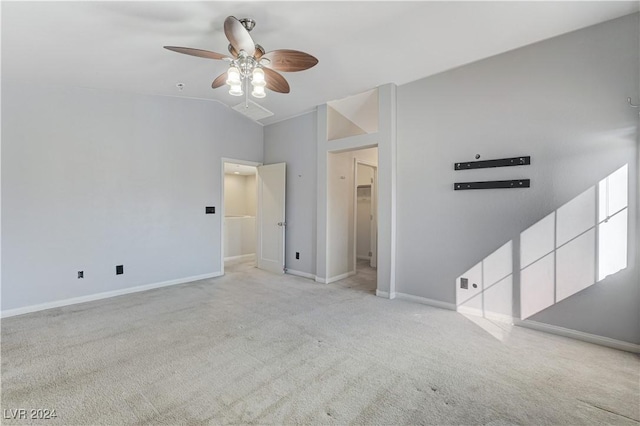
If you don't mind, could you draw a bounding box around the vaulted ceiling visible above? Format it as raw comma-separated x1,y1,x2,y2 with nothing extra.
2,1,638,125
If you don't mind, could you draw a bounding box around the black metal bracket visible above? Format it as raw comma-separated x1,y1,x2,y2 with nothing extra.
454,179,530,190
455,156,530,170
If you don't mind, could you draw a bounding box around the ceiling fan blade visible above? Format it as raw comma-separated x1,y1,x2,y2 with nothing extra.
254,45,265,60
264,68,290,93
228,44,239,58
164,46,230,60
224,16,255,56
262,49,318,72
211,72,227,89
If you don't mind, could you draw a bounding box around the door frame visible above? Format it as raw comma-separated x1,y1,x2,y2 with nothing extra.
220,157,262,275
353,159,378,272
316,84,396,297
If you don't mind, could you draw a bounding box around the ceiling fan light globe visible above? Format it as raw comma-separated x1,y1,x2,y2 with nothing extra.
252,68,265,85
251,85,266,98
229,83,244,96
226,66,241,85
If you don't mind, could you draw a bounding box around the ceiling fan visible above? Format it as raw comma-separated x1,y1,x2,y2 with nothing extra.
164,16,318,100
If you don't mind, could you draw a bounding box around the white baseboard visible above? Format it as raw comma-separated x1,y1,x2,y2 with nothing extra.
391,291,638,353
1,272,223,318
356,255,371,260
375,290,396,299
224,253,255,262
456,305,515,324
394,292,456,311
286,269,316,280
324,270,356,284
515,319,640,353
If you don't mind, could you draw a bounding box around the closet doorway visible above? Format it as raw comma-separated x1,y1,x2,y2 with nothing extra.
325,147,378,293
355,160,378,270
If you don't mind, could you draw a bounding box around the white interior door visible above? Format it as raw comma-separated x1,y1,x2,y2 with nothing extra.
257,163,286,274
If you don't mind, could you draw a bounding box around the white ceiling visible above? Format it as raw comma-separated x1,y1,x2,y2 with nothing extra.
2,1,638,125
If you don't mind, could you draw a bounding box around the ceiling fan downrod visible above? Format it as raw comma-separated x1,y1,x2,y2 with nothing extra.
239,18,255,32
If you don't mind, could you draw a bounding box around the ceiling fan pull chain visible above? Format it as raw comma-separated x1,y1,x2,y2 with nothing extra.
245,76,249,108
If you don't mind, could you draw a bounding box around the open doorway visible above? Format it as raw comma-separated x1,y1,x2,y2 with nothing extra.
221,160,259,274
355,161,377,269
326,147,378,294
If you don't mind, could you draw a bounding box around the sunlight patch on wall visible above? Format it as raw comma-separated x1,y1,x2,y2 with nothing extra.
520,164,628,320
598,165,628,280
521,252,554,320
556,229,595,302
521,212,554,269
456,241,513,323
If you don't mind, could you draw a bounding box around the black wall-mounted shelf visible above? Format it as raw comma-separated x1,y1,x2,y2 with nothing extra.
455,156,530,171
454,179,530,190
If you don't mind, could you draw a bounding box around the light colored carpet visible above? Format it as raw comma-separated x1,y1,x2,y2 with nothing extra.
335,259,378,294
2,256,639,425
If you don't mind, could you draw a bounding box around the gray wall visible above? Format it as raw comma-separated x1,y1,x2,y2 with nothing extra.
396,14,639,343
263,112,317,276
2,84,263,311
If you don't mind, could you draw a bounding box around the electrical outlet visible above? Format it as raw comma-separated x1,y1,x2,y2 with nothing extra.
460,278,468,289
116,265,124,275
296,252,300,260
78,271,84,279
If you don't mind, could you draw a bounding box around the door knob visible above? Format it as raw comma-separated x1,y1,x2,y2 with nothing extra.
277,222,287,227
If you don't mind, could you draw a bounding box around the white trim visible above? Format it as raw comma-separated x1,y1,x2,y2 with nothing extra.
286,269,316,280
375,290,396,299
224,253,255,262
315,270,357,284
356,255,371,261
391,292,638,353
324,270,357,284
515,319,640,353
1,272,222,318
456,305,515,324
394,292,456,311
